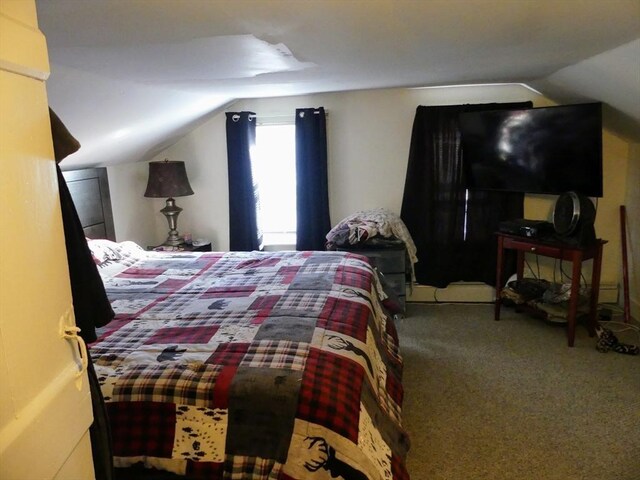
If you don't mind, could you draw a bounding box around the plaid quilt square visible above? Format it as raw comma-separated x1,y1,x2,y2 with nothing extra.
392,452,411,480
155,278,190,292
223,454,282,479
277,265,300,284
234,256,282,271
90,322,158,357
227,367,302,462
145,325,220,344
90,318,134,345
249,295,281,316
210,322,259,344
186,461,224,478
386,316,400,344
202,285,257,298
107,293,162,316
297,348,364,442
142,292,197,320
113,363,221,405
386,369,404,410
117,267,167,278
335,265,372,291
241,340,309,371
297,263,336,277
107,401,176,457
254,316,315,344
205,342,250,367
318,297,370,342
290,272,333,291
274,292,327,316
304,252,345,264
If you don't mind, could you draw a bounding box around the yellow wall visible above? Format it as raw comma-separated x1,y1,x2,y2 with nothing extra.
521,130,629,293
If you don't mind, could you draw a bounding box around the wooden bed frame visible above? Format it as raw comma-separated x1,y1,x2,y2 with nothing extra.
62,167,116,241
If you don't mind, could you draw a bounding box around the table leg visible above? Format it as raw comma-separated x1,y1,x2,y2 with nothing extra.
495,236,504,321
588,243,604,337
516,250,525,281
566,250,583,347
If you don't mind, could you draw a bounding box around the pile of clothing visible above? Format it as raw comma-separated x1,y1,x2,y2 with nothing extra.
326,208,418,278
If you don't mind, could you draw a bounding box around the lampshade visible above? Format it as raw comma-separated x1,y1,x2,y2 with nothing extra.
144,160,194,198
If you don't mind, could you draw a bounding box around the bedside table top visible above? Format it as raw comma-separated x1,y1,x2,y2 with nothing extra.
148,240,212,252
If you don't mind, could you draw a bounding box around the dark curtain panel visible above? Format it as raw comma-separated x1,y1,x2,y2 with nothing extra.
50,108,114,480
461,189,526,285
400,102,531,288
295,107,331,251
226,111,261,251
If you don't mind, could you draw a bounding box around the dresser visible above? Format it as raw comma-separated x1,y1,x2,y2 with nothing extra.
338,241,407,313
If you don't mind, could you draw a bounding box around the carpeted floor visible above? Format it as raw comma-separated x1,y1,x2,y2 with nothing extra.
396,303,640,480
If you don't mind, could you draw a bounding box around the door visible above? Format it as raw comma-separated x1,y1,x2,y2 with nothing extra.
0,1,95,478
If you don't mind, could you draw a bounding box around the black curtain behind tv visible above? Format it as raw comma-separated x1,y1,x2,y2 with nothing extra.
400,102,532,288
226,111,262,251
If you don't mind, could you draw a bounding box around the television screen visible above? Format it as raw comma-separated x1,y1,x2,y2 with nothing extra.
459,102,603,197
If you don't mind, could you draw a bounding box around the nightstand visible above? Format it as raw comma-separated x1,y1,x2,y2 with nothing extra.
184,241,212,252
148,241,212,252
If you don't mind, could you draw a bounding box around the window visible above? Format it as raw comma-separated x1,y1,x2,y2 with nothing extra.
252,122,296,246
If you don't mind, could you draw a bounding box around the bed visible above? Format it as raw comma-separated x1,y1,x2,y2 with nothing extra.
87,238,410,479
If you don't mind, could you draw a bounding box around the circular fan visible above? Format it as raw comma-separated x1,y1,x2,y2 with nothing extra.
552,191,596,236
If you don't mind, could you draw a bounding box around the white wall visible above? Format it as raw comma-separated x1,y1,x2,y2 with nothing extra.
110,84,539,247
107,160,157,246
107,83,633,302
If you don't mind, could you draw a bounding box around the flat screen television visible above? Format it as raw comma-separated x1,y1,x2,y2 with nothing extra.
459,102,603,197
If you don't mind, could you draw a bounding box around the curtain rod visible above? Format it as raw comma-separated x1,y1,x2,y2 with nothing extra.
227,111,328,119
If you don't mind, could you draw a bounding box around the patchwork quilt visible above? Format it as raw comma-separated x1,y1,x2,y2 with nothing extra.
88,240,410,479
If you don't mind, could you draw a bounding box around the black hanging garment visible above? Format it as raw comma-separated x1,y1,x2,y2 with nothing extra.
50,108,115,480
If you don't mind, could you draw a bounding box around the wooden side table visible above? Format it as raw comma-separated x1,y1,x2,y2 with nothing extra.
494,233,607,347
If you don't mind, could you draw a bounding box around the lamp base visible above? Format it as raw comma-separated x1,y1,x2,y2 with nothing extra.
160,197,185,246
164,233,184,247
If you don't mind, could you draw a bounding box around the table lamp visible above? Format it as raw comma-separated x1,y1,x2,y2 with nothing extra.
144,159,194,246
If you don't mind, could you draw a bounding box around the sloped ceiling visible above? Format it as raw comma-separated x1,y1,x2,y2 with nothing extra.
36,0,640,169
